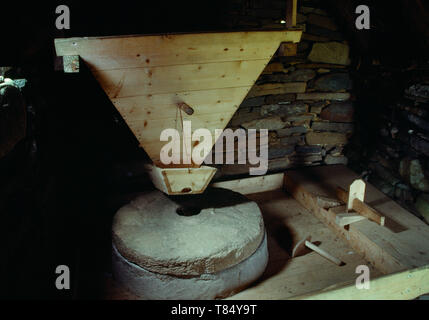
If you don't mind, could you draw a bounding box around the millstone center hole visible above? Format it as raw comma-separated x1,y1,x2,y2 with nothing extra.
176,206,201,217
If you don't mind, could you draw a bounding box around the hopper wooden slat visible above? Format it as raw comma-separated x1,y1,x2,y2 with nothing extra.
54,30,303,194
92,59,268,98
55,31,302,70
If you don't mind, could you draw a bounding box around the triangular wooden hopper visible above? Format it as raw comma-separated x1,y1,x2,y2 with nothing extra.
55,30,302,194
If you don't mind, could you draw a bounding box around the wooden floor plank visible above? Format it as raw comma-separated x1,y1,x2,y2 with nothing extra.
283,164,429,274
227,190,381,299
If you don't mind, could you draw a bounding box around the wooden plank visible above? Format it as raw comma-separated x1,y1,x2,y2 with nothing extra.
335,213,366,227
283,165,429,274
347,179,365,211
226,190,382,300
54,31,302,71
111,87,248,121
211,173,284,195
93,59,268,98
294,265,429,300
305,240,344,266
286,0,298,28
145,164,217,195
111,87,249,163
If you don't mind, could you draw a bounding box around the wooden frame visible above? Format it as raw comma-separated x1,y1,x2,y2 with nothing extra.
55,29,303,195
211,164,429,300
104,164,429,299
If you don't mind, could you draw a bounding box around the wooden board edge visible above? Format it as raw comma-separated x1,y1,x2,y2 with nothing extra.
54,30,303,57
210,172,285,195
290,264,429,300
282,172,408,274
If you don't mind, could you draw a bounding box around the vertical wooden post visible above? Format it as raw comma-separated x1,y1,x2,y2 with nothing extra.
286,0,298,28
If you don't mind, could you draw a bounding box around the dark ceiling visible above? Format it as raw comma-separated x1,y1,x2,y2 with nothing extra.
2,0,429,71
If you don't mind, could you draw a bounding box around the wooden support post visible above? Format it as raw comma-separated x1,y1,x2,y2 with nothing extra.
347,179,365,212
286,0,298,28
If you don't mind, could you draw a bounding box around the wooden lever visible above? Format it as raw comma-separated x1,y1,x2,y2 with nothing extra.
336,186,385,226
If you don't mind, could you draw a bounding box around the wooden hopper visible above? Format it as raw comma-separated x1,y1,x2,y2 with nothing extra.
54,30,302,194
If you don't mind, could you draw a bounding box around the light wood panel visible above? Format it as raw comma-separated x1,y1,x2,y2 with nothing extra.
93,59,268,98
145,164,217,195
211,173,284,195
295,265,429,300
113,88,246,162
54,31,302,70
54,30,303,193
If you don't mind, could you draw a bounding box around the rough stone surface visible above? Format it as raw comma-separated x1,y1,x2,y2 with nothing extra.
276,126,308,137
265,94,296,104
313,73,352,92
287,69,317,82
405,84,429,101
307,13,338,31
260,102,307,117
230,108,261,127
415,194,429,224
112,188,265,276
241,116,285,130
324,154,348,165
311,121,354,133
320,102,354,122
306,25,344,41
240,96,266,108
399,158,429,192
407,114,429,133
112,233,269,300
410,136,429,157
297,92,350,101
306,132,348,145
279,135,304,145
308,42,350,66
268,144,295,159
296,145,322,154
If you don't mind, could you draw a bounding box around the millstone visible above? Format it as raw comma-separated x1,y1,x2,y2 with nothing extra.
111,187,268,299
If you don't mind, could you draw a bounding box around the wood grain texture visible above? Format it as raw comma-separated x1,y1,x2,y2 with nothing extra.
284,165,429,274
55,31,302,70
54,31,303,169
93,59,268,98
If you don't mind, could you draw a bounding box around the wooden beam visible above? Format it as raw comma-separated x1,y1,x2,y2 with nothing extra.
211,173,284,195
347,179,365,211
283,165,429,274
286,0,298,28
294,265,429,300
335,213,366,227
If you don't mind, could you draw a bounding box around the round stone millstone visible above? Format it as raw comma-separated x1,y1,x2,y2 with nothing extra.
112,232,268,300
112,187,265,277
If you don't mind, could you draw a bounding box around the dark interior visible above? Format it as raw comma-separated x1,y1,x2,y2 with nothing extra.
1,0,429,299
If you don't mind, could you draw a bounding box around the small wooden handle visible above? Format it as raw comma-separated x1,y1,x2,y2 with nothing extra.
336,187,385,226
177,102,194,115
